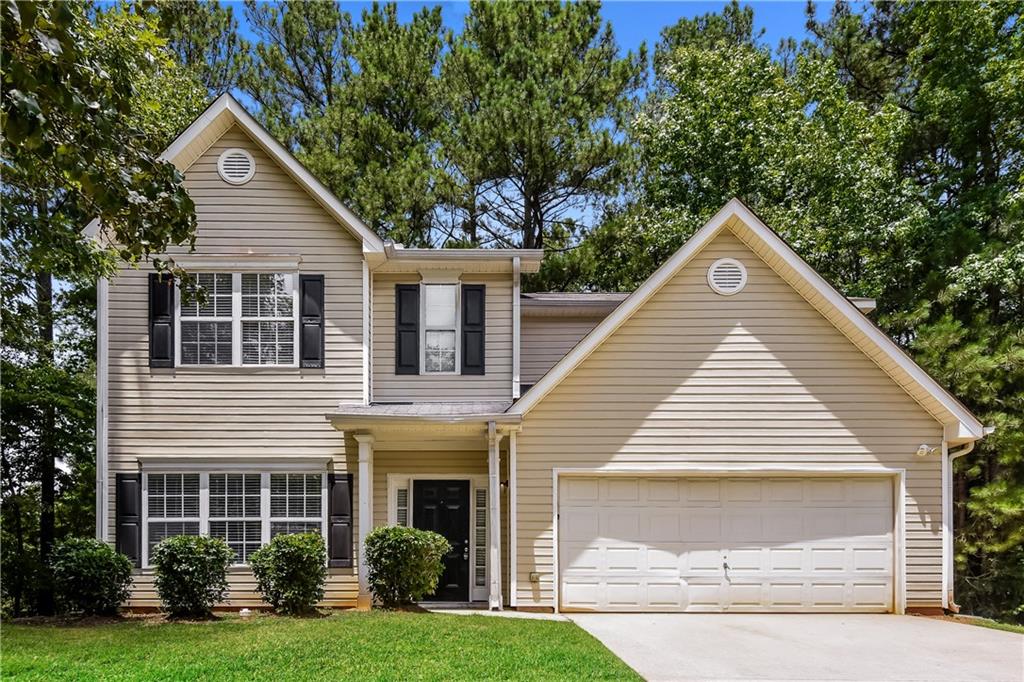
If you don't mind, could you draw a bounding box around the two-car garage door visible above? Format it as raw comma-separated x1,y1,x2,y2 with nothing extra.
558,475,895,612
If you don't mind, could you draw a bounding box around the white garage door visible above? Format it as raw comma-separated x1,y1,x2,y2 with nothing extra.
558,476,894,612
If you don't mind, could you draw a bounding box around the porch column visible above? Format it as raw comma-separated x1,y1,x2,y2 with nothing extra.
488,422,503,610
355,433,375,609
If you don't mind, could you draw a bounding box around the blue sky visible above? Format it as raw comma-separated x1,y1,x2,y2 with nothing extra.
234,1,831,55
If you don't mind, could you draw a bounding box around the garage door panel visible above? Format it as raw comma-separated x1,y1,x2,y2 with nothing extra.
559,475,895,613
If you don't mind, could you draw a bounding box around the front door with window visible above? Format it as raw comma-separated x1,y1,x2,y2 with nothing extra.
412,479,470,601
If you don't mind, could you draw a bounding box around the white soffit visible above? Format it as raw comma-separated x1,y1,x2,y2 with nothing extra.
510,198,984,441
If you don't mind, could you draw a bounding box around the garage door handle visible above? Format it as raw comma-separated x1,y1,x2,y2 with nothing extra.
722,560,729,570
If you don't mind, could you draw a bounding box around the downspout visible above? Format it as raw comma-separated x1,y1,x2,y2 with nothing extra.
943,440,977,612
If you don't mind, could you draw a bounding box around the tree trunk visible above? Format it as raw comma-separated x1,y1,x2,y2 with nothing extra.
35,270,56,616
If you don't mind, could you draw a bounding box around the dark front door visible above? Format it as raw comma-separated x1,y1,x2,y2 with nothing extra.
412,479,470,601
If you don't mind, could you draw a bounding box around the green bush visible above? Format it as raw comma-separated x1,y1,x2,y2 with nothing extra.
249,532,326,615
151,535,233,618
364,526,450,608
51,538,133,615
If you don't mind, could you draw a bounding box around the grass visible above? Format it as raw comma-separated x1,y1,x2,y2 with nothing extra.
959,616,1024,635
1,611,641,681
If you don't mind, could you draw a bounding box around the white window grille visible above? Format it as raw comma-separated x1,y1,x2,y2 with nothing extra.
269,473,323,538
179,273,233,365
423,284,458,373
142,472,325,567
208,473,262,564
176,272,297,367
146,474,201,559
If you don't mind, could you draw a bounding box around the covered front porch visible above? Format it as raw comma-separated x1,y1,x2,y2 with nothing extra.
328,402,519,610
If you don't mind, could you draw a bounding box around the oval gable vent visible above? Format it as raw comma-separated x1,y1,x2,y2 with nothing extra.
707,258,747,295
217,148,255,185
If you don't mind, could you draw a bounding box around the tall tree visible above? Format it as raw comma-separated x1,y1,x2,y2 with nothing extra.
151,0,245,96
576,1,915,295
1,0,205,613
443,0,647,253
301,3,446,246
239,0,349,146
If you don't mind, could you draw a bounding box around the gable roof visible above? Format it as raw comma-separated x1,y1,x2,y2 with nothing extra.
86,93,385,253
509,198,985,442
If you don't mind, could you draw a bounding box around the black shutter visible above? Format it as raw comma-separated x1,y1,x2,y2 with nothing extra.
148,273,174,368
461,284,485,375
299,274,325,369
395,284,419,375
327,473,354,568
115,473,142,567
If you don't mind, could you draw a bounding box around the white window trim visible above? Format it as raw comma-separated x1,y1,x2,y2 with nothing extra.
386,473,488,602
142,471,327,568
174,271,299,368
419,282,461,376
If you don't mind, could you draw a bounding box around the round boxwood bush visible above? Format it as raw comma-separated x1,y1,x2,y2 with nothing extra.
51,538,133,615
250,532,326,615
364,526,450,608
151,535,234,618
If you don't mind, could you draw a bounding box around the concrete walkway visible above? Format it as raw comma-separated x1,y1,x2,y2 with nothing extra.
567,613,1024,682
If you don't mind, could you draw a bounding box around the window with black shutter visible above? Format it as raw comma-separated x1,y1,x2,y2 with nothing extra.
148,274,175,368
461,284,485,375
299,274,325,368
115,473,142,567
395,284,419,374
327,473,354,568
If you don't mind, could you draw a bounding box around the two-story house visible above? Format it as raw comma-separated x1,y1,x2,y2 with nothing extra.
95,94,986,615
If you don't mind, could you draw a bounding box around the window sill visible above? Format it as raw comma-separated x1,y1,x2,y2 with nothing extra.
152,365,306,375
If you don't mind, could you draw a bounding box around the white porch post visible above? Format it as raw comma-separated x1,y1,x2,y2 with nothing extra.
488,421,503,610
355,433,375,609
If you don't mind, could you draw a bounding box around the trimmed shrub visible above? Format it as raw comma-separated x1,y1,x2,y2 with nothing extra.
250,532,326,615
364,526,450,608
51,538,133,615
151,535,233,618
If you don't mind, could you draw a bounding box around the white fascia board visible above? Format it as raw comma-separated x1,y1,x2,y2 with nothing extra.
510,198,985,441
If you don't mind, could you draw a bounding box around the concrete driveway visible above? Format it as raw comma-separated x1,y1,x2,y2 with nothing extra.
567,613,1023,682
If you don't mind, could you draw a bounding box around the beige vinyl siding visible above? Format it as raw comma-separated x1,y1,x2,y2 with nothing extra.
514,229,945,610
372,449,510,603
107,125,361,607
520,317,603,385
372,274,512,401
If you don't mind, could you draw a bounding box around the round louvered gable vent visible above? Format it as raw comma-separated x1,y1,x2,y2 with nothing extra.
707,258,747,295
217,148,255,184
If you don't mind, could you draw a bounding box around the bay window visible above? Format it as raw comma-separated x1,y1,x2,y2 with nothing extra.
142,471,326,567
177,272,297,367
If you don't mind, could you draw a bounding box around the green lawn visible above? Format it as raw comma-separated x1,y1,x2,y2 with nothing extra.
1,611,640,681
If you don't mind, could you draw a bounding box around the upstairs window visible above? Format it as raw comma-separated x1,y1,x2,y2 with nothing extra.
177,272,296,367
423,284,458,373
179,273,233,365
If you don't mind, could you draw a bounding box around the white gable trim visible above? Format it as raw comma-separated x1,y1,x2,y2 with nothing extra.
85,94,385,252
509,198,984,440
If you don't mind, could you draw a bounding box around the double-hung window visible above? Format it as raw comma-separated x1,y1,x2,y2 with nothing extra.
179,274,233,365
208,474,262,563
142,472,326,567
270,474,323,537
422,284,458,373
177,272,297,367
146,474,201,560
